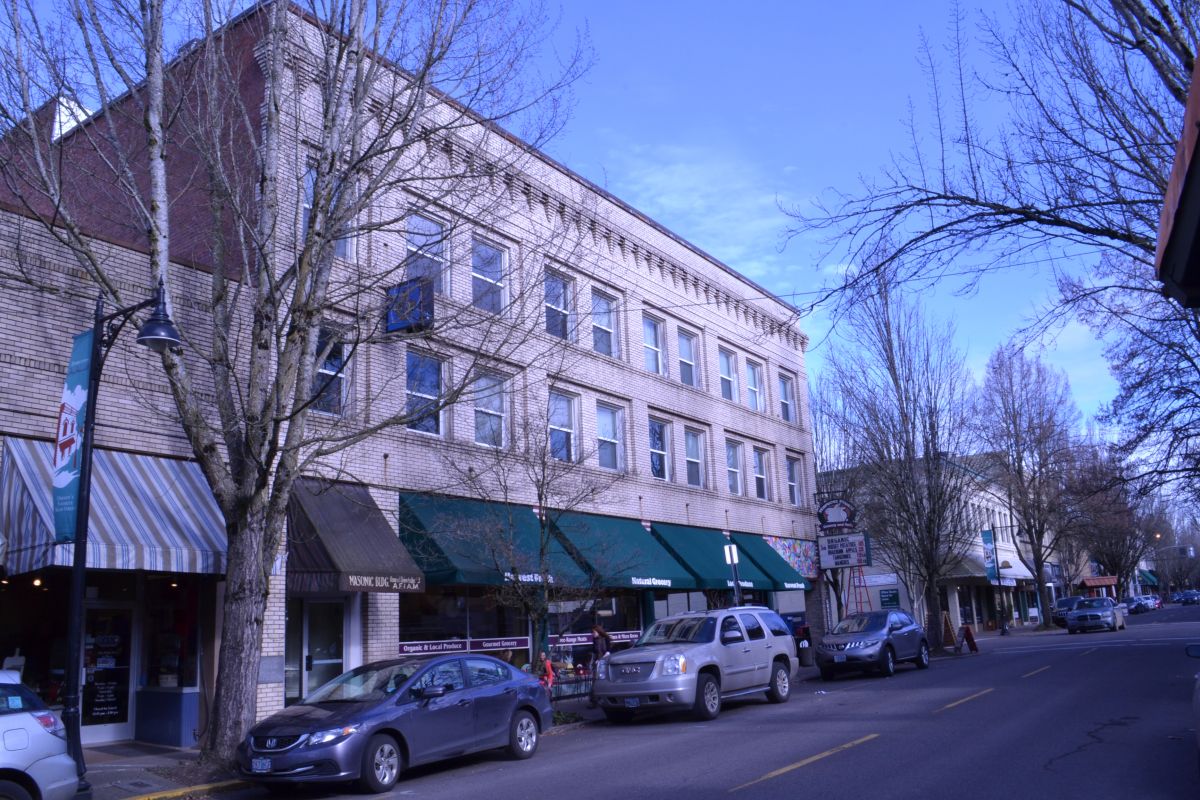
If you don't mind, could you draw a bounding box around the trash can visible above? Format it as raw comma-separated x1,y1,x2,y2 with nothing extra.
798,644,815,667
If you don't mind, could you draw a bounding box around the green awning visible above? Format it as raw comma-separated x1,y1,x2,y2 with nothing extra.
1139,568,1158,587
397,493,589,588
730,532,812,591
551,511,697,591
648,523,775,591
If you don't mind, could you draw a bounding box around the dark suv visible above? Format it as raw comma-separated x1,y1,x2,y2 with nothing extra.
1051,596,1086,628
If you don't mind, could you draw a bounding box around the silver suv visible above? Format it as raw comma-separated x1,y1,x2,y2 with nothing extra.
590,606,797,723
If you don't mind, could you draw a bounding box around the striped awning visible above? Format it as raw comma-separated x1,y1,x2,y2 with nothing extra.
0,438,226,575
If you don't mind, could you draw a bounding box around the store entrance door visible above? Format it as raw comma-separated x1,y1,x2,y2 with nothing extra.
285,598,345,704
81,606,137,743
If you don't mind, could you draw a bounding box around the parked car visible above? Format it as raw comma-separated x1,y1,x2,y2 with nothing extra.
237,655,551,793
1122,596,1150,614
591,605,797,723
1172,591,1185,604
1066,597,1125,633
815,610,930,681
1184,591,1200,606
1052,596,1086,627
1150,595,1164,609
0,670,82,800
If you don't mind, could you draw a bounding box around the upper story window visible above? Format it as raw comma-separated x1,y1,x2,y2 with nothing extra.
405,351,443,435
548,391,577,462
786,456,803,506
312,327,346,415
725,440,743,496
643,315,664,375
406,214,445,292
719,348,738,402
779,373,796,423
591,290,618,357
678,330,699,388
596,402,625,471
746,360,765,412
685,428,705,488
752,448,770,500
648,418,671,481
472,239,504,313
473,373,506,448
302,167,352,260
545,271,571,340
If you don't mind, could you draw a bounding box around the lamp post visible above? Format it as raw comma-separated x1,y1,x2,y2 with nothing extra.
61,280,181,784
723,534,743,606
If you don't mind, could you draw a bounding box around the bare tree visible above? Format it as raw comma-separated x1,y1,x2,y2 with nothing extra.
974,345,1081,626
819,267,978,648
0,0,588,763
1070,443,1153,594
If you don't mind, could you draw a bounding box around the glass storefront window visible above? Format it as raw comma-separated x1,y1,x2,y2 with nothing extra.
399,586,470,641
143,576,200,688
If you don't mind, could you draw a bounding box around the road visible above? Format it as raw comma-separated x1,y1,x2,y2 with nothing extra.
228,605,1200,800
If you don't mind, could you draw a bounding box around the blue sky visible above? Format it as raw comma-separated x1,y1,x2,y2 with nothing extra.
541,1,1117,419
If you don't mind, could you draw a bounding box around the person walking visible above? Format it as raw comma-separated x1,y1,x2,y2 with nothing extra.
587,625,613,708
535,650,555,698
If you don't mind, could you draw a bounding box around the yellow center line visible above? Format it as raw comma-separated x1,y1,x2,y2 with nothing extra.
730,733,880,792
1022,666,1050,678
933,687,994,713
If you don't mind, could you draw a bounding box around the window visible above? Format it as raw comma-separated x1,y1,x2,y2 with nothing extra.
786,456,803,506
473,373,505,447
406,214,444,292
312,328,345,415
545,271,571,339
648,418,670,480
412,661,465,693
753,448,770,500
472,239,504,312
719,348,738,401
778,373,796,422
643,315,664,374
746,360,765,412
465,658,509,687
678,330,698,387
591,291,617,357
548,391,576,462
302,167,352,259
596,402,624,471
405,351,442,435
726,440,743,495
739,613,766,641
685,429,705,488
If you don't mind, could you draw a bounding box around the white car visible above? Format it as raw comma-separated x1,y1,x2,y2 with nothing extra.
0,670,82,800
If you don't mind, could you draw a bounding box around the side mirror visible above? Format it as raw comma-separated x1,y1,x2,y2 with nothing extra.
1185,644,1200,659
721,630,743,645
414,685,446,700
889,623,903,632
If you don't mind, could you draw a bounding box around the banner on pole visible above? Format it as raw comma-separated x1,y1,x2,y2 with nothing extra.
52,329,93,543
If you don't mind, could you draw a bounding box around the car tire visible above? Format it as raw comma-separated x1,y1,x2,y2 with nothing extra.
819,665,836,682
603,707,635,724
0,780,32,800
915,641,930,669
878,646,896,677
507,710,539,759
358,733,402,794
1067,627,1076,635
766,661,791,703
692,672,721,720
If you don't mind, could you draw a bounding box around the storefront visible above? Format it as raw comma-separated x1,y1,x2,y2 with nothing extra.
0,438,225,746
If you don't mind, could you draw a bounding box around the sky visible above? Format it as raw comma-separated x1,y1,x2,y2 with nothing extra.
538,1,1118,420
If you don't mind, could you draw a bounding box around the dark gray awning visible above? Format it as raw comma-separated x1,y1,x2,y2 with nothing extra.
288,479,424,593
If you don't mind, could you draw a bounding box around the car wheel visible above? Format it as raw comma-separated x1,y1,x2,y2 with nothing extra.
915,641,930,669
0,780,32,800
603,707,635,724
358,733,402,794
819,665,836,682
766,661,791,703
1067,627,1076,635
692,672,721,720
507,710,539,759
878,646,896,677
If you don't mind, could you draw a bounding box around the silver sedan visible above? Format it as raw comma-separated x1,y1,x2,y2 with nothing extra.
1066,597,1125,633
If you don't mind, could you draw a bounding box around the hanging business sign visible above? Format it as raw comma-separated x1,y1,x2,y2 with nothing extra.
52,329,94,543
817,499,857,531
817,532,872,569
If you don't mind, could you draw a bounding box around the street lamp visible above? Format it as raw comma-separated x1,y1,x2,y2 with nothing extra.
62,280,181,786
723,534,743,606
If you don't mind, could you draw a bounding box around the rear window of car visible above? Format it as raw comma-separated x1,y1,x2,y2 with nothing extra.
0,683,46,715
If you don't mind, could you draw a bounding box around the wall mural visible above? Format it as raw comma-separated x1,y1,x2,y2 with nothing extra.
766,536,819,579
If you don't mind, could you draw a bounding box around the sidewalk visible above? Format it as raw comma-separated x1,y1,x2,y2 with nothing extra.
82,742,242,800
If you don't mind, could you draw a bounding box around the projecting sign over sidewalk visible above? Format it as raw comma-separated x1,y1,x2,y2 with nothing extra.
817,532,872,570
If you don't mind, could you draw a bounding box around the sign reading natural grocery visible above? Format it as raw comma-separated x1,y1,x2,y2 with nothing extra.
52,329,94,543
817,532,872,570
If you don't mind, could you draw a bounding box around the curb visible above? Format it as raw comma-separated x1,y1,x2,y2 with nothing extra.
125,779,247,800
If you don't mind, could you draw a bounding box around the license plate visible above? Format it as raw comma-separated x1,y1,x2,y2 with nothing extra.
624,697,640,708
251,758,271,774
833,655,847,663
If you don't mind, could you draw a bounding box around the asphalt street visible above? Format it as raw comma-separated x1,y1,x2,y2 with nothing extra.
224,606,1200,800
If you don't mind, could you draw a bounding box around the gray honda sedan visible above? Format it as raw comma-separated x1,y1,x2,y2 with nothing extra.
237,655,552,793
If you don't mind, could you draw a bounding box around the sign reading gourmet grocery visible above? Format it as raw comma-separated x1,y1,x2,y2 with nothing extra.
817,532,872,570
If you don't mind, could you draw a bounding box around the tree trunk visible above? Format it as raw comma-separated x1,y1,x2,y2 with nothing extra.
924,583,944,650
203,513,271,766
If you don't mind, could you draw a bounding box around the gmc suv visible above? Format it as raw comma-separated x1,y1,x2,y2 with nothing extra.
590,606,797,723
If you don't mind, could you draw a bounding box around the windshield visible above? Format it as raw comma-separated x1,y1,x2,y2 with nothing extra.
1076,598,1109,609
833,612,887,634
637,616,716,646
303,661,422,704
